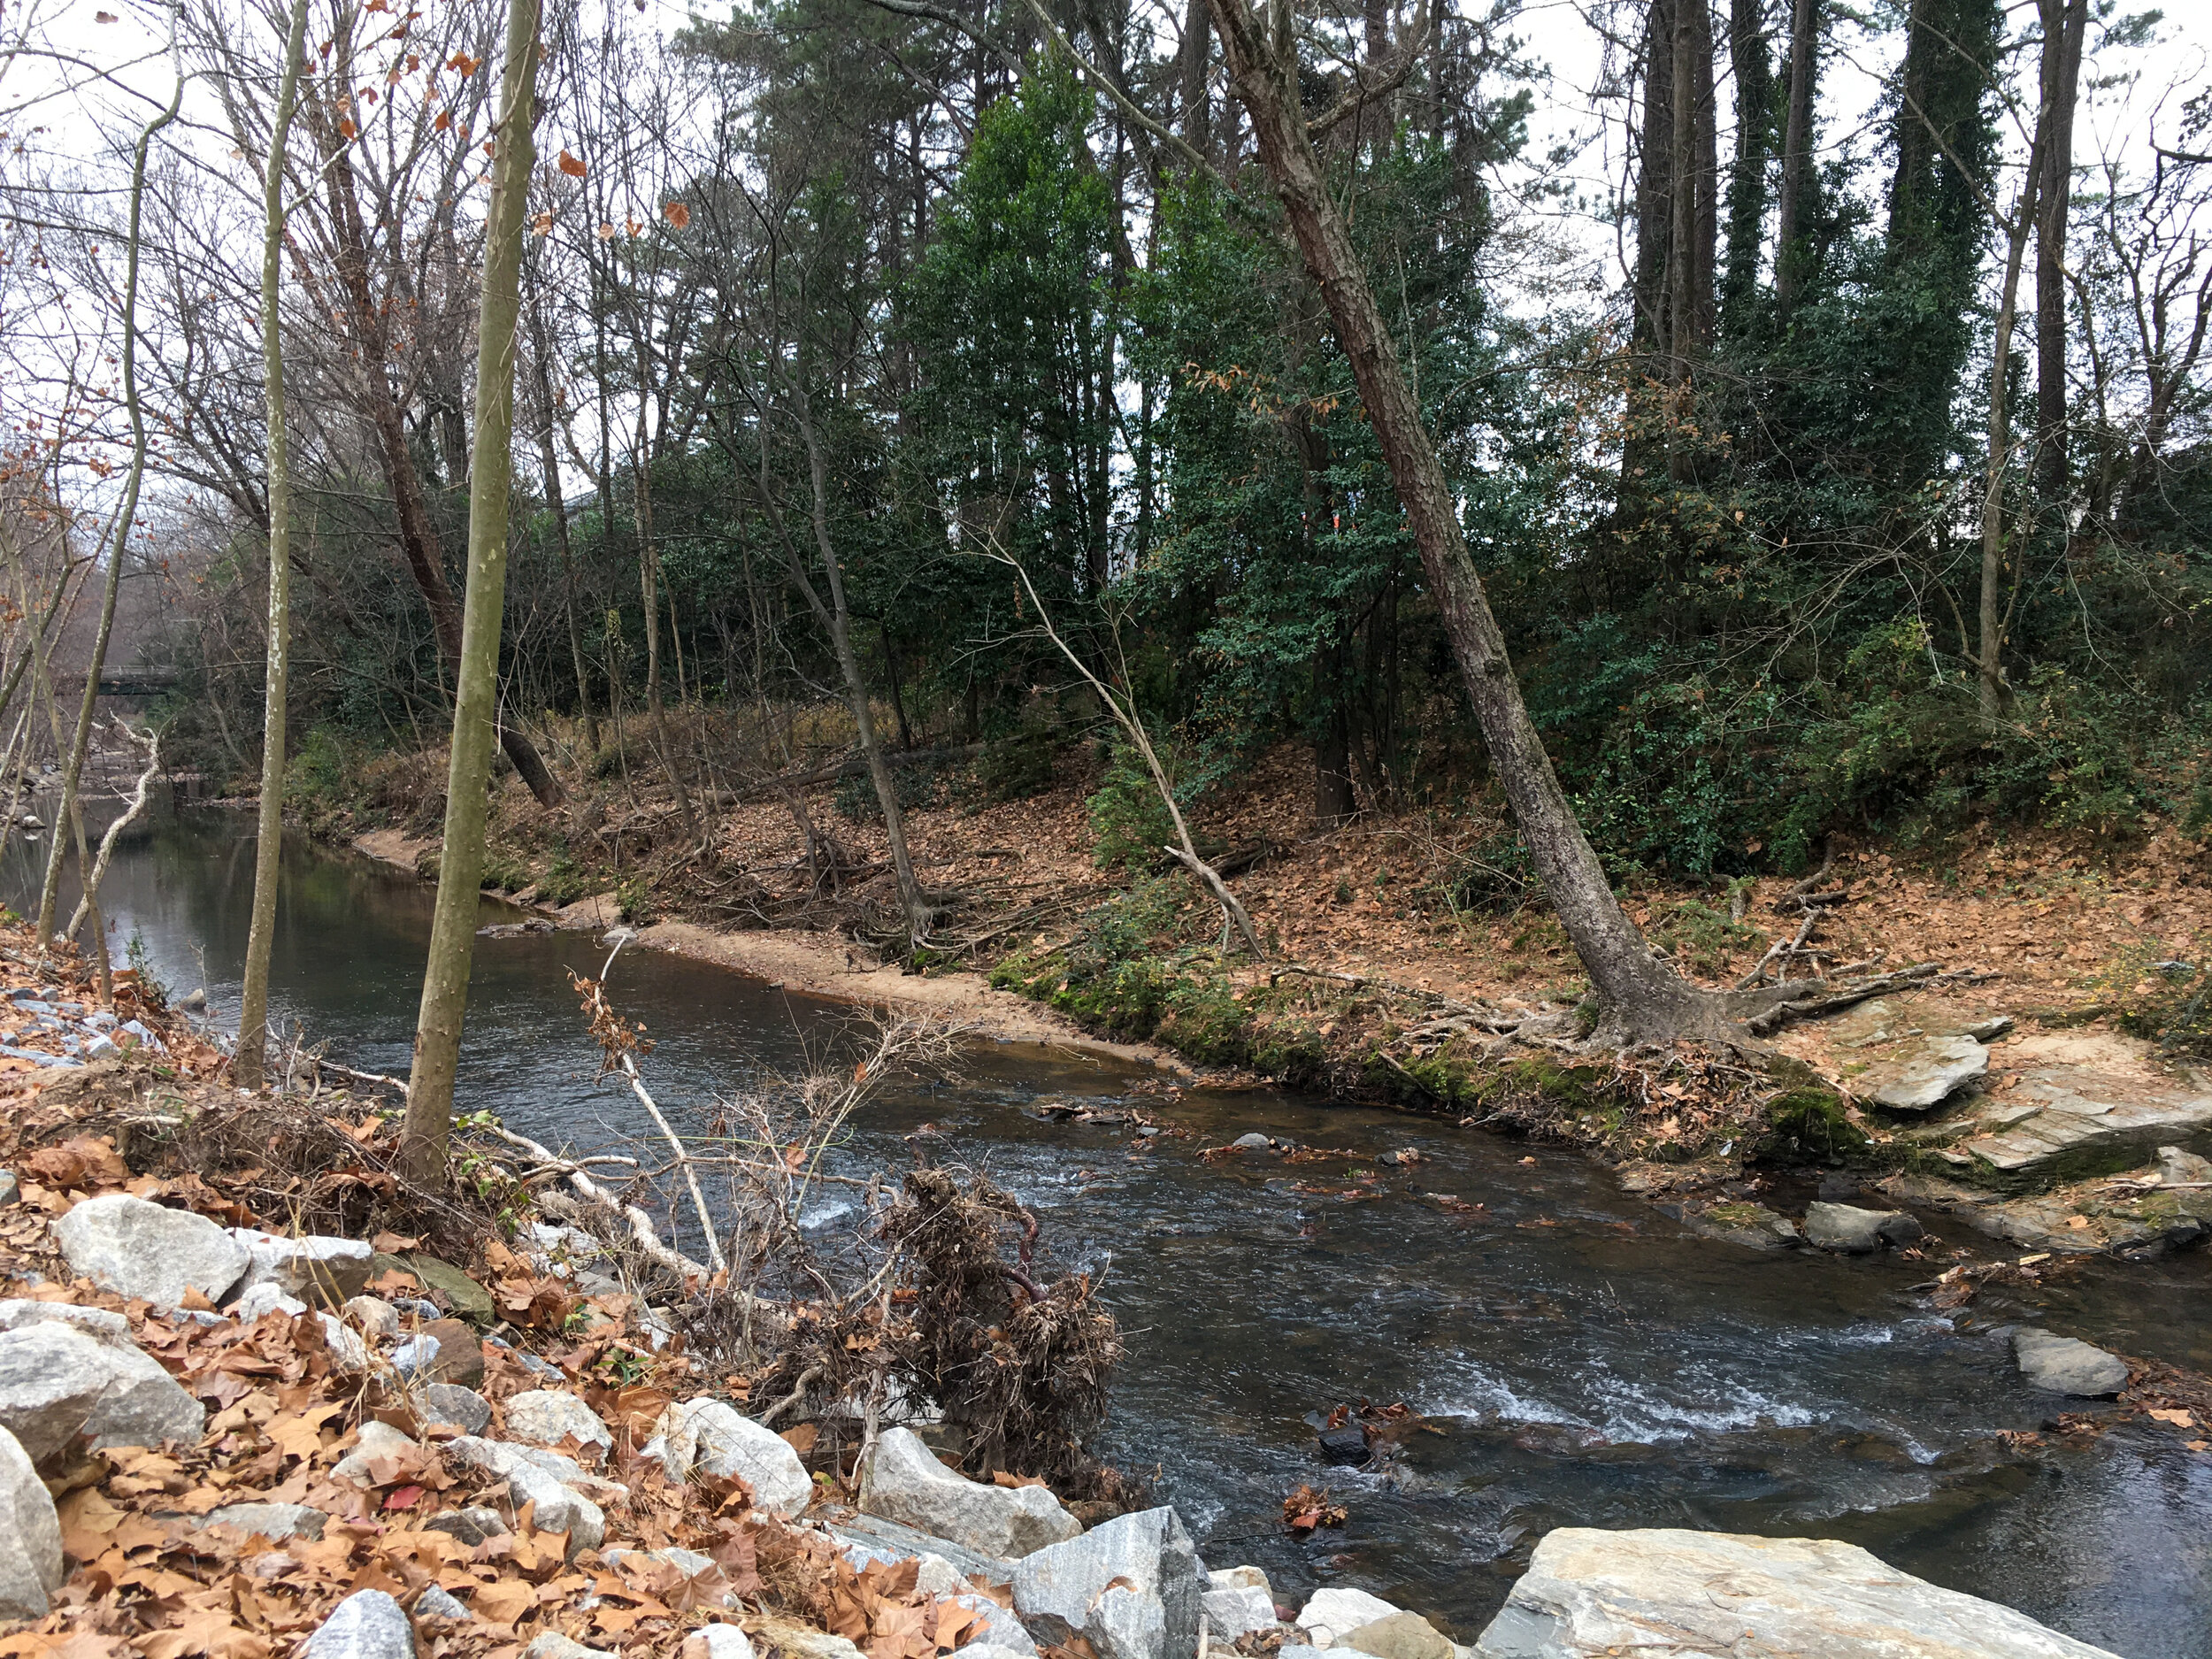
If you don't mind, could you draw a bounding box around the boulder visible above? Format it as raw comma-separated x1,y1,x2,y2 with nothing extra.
523,1637,615,1659
1340,1614,1454,1659
1202,1566,1279,1642
757,1619,866,1659
303,1588,416,1659
2158,1144,2212,1184
2013,1329,2130,1397
342,1295,402,1342
333,1419,419,1484
0,1298,203,1455
392,1318,484,1387
0,1322,202,1462
404,1256,495,1324
1317,1425,1370,1464
316,1312,373,1374
1295,1588,1404,1647
1468,1526,2122,1658
684,1625,756,1659
52,1194,250,1309
1802,1202,1924,1254
656,1398,814,1515
423,1506,511,1546
504,1390,613,1460
444,1435,621,1502
506,1458,606,1556
229,1229,375,1305
859,1427,1079,1558
234,1284,309,1321
0,1425,62,1618
1679,1202,1802,1251
1014,1506,1202,1659
1864,1033,1989,1113
1231,1133,1273,1151
420,1382,492,1435
831,1515,1017,1586
1962,1068,2212,1189
207,1502,327,1541
415,1586,471,1621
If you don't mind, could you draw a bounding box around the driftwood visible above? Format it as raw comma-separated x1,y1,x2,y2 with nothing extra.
1744,962,1944,1036
489,1123,710,1281
64,723,161,942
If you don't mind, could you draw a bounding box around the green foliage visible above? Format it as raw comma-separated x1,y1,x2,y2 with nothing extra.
1648,900,1763,978
479,851,531,894
539,849,600,907
285,726,352,810
1086,745,1176,870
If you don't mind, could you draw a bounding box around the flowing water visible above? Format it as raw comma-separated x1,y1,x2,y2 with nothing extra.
13,813,2212,1657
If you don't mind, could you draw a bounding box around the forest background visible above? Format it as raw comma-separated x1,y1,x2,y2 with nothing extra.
4,0,2212,1033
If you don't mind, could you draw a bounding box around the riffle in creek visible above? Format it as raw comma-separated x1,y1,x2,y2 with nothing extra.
13,811,2211,1659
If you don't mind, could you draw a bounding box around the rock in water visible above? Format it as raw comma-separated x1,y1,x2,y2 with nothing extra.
1014,1506,1202,1659
0,1425,62,1617
1470,1527,2122,1659
53,1194,250,1309
2013,1329,2130,1396
303,1588,416,1659
654,1397,815,1515
858,1427,1080,1558
1802,1202,1924,1254
503,1389,613,1460
1317,1425,1371,1464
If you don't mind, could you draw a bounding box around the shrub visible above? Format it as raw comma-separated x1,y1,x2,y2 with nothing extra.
975,727,1061,802
1086,745,1177,869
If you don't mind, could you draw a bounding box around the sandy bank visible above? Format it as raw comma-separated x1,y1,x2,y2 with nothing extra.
350,830,1185,1075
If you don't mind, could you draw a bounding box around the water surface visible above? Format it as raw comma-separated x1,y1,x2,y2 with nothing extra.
15,814,2209,1657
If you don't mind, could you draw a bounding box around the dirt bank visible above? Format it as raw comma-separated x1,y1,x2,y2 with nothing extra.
350,827,1187,1074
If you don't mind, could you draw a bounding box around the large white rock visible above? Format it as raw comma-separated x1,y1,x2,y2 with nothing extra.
1013,1506,1203,1659
444,1435,623,1504
654,1397,813,1514
503,1390,613,1460
2013,1329,2130,1397
0,1425,62,1617
683,1625,756,1659
332,1419,419,1485
303,1587,416,1659
1471,1527,2124,1659
0,1322,199,1462
0,1298,130,1342
1296,1588,1405,1647
229,1229,375,1306
0,1301,203,1454
54,1194,250,1309
858,1428,1080,1560
506,1458,606,1557
1203,1566,1281,1642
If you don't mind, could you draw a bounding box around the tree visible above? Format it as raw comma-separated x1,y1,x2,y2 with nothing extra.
1203,0,1759,1044
402,0,541,1178
234,0,313,1092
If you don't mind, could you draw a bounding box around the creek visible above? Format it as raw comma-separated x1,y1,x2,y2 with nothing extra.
12,812,2212,1657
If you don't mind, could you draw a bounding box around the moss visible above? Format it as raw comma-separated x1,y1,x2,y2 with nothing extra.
1753,1087,1867,1164
1701,1201,1770,1227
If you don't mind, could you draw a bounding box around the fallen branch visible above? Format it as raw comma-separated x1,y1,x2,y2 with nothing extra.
718,742,984,804
1745,963,1944,1036
64,722,160,942
488,1123,710,1280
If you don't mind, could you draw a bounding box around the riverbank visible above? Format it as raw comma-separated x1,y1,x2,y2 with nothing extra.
324,734,2212,1238
0,918,2201,1659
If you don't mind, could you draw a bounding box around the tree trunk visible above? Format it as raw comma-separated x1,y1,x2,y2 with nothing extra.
2032,0,2086,505
35,36,182,945
1978,100,2050,720
325,134,562,810
631,373,696,831
1208,0,1728,1041
1720,0,1772,337
1773,0,1817,317
402,0,540,1179
235,0,311,1091
526,283,601,757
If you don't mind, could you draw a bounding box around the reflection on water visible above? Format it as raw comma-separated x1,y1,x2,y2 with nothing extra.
12,814,2210,1657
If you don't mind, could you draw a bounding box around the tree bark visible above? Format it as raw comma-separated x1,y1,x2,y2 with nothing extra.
235,0,311,1090
324,123,562,809
1978,99,2050,720
1720,0,1772,336
403,0,540,1178
2032,0,2087,504
525,278,601,758
35,27,182,946
1207,0,1728,1040
1773,0,1817,318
